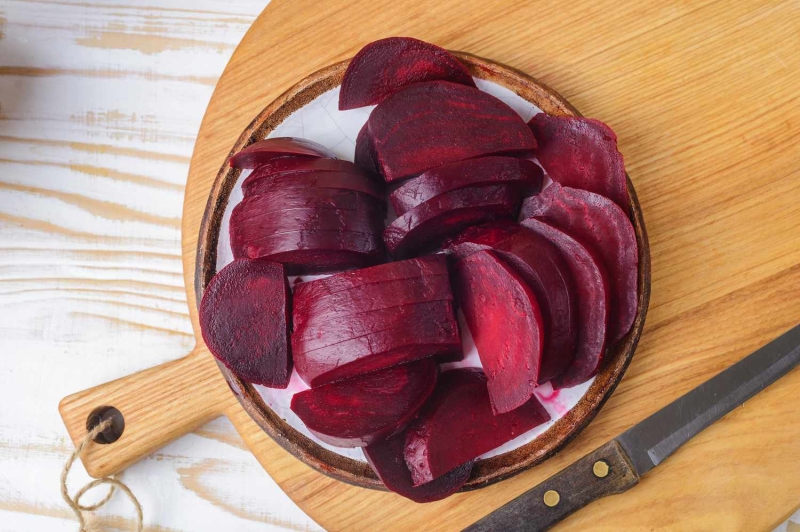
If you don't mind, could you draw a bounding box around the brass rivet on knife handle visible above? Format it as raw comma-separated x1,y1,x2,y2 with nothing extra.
462,441,640,532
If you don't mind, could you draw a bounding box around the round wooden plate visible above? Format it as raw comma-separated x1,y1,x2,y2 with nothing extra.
196,54,650,491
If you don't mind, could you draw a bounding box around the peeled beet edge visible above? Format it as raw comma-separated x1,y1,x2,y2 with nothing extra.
241,157,363,185
354,123,381,176
294,316,461,387
199,259,291,387
383,185,520,259
291,359,437,447
293,255,447,302
453,251,544,414
365,430,473,503
234,188,384,215
521,182,637,344
405,369,550,485
520,218,611,388
243,170,384,200
528,113,629,215
391,156,543,215
367,81,536,181
231,204,382,239
449,222,577,384
229,137,336,168
339,36,475,110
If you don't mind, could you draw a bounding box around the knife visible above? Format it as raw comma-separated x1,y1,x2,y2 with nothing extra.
465,323,800,532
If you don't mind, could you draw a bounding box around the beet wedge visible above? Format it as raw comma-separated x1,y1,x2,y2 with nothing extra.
291,358,437,447
521,182,638,344
521,218,611,388
354,123,381,176
528,114,629,215
234,189,384,215
230,137,336,168
241,157,364,184
449,222,577,384
293,255,448,301
294,317,461,387
365,430,473,503
384,185,520,259
243,169,384,200
366,81,536,181
453,250,544,414
390,156,543,216
339,37,475,110
199,259,291,387
404,369,550,485
231,204,382,239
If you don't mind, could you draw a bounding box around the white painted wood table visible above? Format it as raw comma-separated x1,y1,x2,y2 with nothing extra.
0,1,798,531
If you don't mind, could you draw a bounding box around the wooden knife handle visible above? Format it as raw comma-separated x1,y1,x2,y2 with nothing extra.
58,345,234,478
465,440,640,532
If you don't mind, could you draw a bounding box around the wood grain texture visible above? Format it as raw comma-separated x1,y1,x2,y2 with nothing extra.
180,0,800,530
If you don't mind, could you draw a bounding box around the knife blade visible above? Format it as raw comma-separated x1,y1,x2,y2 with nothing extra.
464,323,800,532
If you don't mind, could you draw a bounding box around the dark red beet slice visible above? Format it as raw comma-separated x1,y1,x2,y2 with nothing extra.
390,156,543,216
528,114,629,215
241,157,363,186
294,317,461,386
448,222,577,384
365,430,473,503
520,218,610,388
521,182,637,343
293,255,447,301
354,123,381,176
230,137,336,168
404,369,550,485
235,189,384,216
231,204,382,240
199,259,291,387
339,37,475,110
366,81,536,181
243,170,384,200
293,274,453,330
384,185,520,259
291,359,437,447
453,251,544,414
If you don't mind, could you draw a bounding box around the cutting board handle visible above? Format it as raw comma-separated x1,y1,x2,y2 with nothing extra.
59,345,234,478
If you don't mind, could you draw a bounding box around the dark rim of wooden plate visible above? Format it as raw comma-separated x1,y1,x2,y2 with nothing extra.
194,52,651,491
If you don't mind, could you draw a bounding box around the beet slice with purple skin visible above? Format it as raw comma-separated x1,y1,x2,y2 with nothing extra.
521,182,638,344
243,170,385,200
294,317,461,387
291,358,437,447
354,123,381,176
520,218,611,388
384,185,520,259
229,138,337,168
339,37,476,110
404,369,550,485
452,251,545,414
365,430,473,503
293,255,447,301
448,222,577,384
528,113,629,215
199,259,291,388
366,81,536,181
241,157,363,185
231,204,383,240
390,156,543,216
235,189,385,215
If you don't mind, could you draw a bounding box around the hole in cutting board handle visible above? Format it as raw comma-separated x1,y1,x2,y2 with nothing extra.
86,406,125,444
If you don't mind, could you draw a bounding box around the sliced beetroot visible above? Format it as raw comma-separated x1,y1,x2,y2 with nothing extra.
291,358,437,447
339,37,475,110
199,259,291,388
448,222,577,384
365,430,473,503
404,369,550,485
241,157,363,185
390,157,543,216
521,182,637,344
293,255,447,301
230,137,336,168
293,274,453,330
520,218,610,388
234,189,384,216
231,204,382,240
384,185,520,259
528,114,629,215
354,123,381,176
242,170,384,200
294,317,461,387
453,251,544,414
367,81,536,181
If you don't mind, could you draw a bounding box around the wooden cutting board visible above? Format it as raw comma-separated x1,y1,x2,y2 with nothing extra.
181,0,800,529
